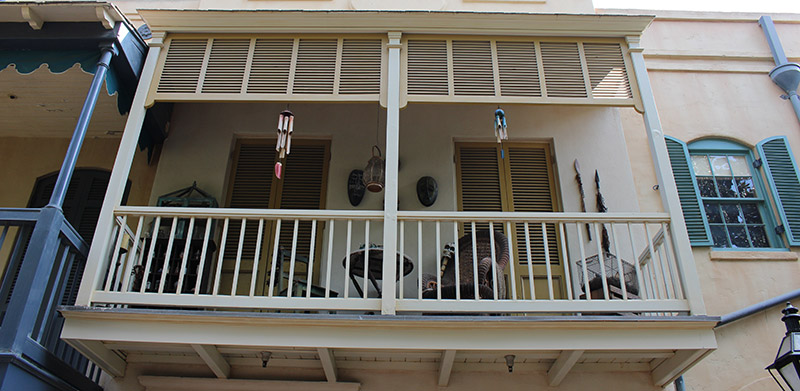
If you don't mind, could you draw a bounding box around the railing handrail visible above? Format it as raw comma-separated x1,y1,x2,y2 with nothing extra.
114,206,384,220
398,210,670,223
0,207,43,223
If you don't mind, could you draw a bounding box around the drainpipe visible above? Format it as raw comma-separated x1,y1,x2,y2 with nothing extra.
47,44,117,209
716,288,800,328
758,16,800,125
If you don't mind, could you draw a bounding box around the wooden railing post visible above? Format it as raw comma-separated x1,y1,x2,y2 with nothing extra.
76,35,164,306
381,32,402,315
626,36,706,316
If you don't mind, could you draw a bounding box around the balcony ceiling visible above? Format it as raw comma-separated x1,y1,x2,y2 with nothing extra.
0,64,126,138
61,307,717,388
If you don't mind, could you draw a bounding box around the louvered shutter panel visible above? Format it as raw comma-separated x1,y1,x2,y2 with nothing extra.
201,39,250,93
452,41,495,96
458,147,504,213
496,41,541,97
665,137,712,245
247,39,293,94
293,39,338,94
507,147,558,265
540,42,587,98
407,40,449,96
583,43,632,99
340,39,382,94
225,144,276,271
276,143,329,262
157,39,207,93
758,136,800,246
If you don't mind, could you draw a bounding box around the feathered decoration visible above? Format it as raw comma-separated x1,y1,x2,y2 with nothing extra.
494,108,508,143
574,159,592,240
595,170,610,254
275,109,294,179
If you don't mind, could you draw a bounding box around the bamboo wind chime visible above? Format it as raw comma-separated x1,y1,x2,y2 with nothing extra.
275,109,294,179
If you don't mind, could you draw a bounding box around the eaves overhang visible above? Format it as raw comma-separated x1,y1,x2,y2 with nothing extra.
137,9,655,38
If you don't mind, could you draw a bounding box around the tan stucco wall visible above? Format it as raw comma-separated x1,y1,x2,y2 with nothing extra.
612,11,800,391
148,101,638,296
0,136,157,285
102,362,661,391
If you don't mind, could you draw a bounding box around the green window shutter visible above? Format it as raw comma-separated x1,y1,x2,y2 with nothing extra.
757,136,800,246
665,136,712,245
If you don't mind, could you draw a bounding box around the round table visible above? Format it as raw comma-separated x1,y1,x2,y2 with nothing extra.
342,247,414,297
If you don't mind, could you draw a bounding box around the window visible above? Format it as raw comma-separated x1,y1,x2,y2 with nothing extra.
689,144,770,248
667,136,800,248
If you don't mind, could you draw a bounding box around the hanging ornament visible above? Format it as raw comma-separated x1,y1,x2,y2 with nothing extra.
494,107,508,143
363,146,385,192
275,109,294,179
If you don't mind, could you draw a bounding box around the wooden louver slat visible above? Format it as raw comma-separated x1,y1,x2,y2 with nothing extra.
247,39,294,94
407,40,449,96
157,39,207,93
540,42,587,98
458,147,503,212
202,39,251,93
340,39,382,94
293,39,338,94
583,43,632,99
452,40,495,96
496,41,541,97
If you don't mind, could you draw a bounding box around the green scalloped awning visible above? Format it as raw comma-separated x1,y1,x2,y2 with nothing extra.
0,49,132,115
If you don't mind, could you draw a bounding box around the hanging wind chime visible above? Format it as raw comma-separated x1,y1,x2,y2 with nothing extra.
494,107,508,143
275,109,294,179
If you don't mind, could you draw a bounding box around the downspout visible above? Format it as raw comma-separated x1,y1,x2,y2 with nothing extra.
759,16,800,124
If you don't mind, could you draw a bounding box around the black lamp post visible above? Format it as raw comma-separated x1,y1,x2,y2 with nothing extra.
767,302,800,390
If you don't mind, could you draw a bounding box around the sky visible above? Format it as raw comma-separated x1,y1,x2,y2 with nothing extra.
593,0,800,13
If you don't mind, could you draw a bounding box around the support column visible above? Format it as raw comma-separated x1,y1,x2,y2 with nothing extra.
76,34,164,306
381,32,402,315
49,45,116,209
626,36,707,316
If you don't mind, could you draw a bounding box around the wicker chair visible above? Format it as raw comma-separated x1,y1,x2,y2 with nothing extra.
422,230,510,299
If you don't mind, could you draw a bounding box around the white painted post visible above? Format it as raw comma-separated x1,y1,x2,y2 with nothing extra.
626,36,706,315
76,35,164,306
381,32,402,315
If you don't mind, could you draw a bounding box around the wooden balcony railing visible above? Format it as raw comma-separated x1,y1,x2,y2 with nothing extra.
86,207,692,316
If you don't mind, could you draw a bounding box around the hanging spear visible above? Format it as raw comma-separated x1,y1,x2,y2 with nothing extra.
595,170,611,254
574,159,591,240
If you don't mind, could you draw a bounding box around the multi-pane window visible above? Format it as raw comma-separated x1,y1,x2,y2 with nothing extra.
690,153,770,248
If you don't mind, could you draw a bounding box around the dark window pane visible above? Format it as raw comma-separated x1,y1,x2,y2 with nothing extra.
728,225,750,248
716,177,737,197
710,225,729,247
696,177,717,197
740,203,763,224
748,225,769,247
721,204,744,224
736,177,756,198
704,202,723,223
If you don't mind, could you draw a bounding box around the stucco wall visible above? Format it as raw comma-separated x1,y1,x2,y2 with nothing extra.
613,11,800,391
148,101,639,297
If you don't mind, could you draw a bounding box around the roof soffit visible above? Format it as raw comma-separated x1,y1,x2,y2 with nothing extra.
137,9,654,38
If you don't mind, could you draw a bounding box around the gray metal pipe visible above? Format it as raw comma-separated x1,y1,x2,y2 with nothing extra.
674,376,686,391
790,92,800,121
47,45,116,209
759,16,800,127
759,16,789,65
717,288,800,327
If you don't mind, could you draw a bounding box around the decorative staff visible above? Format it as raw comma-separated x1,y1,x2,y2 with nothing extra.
275,109,294,179
574,159,591,240
494,107,508,143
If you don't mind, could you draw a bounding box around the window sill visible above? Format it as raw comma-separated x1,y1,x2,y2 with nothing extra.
710,250,798,262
